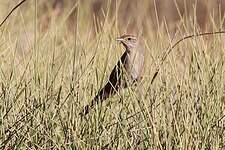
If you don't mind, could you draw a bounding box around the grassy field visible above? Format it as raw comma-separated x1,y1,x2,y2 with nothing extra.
0,0,225,149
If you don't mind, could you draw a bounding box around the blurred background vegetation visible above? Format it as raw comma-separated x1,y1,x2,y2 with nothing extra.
2,0,225,36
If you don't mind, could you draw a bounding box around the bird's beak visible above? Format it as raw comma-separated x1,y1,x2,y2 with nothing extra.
116,37,124,42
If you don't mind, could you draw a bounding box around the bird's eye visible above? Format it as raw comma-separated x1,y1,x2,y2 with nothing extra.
127,38,131,41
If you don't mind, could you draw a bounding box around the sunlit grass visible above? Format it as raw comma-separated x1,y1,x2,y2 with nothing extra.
0,1,225,149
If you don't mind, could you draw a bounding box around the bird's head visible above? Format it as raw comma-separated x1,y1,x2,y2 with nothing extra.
116,34,137,52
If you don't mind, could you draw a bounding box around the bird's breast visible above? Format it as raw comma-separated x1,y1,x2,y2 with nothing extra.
125,51,144,81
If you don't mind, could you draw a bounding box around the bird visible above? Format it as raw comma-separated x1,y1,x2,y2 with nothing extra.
80,34,145,115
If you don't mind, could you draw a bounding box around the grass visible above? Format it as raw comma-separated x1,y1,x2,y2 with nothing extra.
0,0,225,149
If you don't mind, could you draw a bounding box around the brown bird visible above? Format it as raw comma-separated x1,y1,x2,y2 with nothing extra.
81,34,145,115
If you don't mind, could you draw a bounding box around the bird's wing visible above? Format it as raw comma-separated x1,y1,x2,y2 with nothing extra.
92,51,128,102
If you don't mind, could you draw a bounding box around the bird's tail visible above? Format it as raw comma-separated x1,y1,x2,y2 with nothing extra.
80,82,117,115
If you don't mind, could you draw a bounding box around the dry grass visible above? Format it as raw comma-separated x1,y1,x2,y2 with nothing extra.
0,0,225,149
